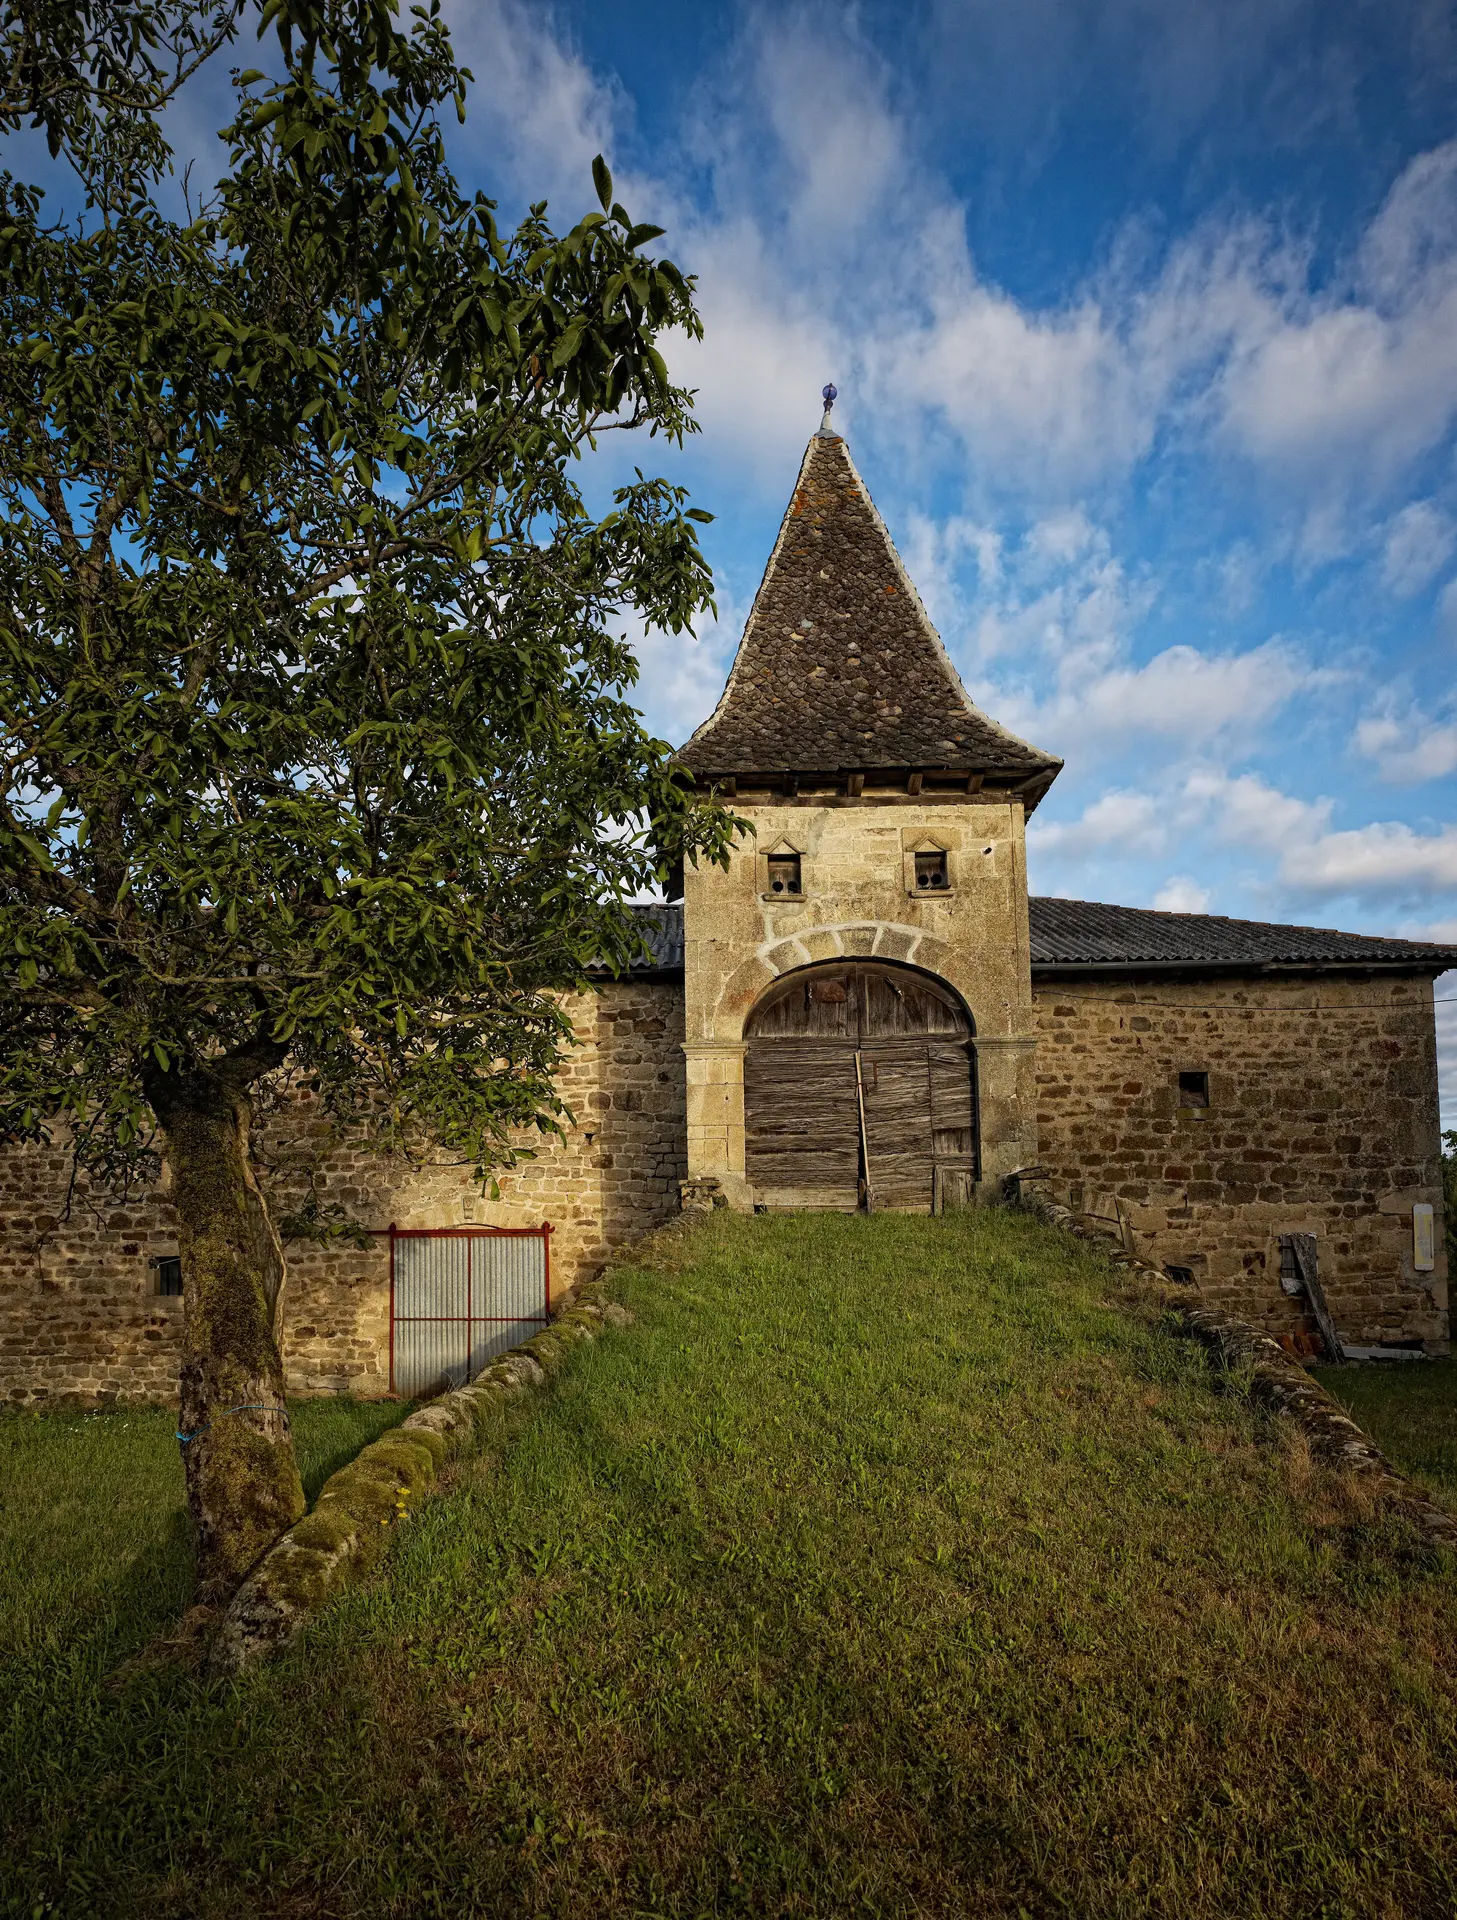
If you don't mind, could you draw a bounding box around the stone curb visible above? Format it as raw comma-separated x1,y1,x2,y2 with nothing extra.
1017,1192,1457,1550
210,1281,635,1673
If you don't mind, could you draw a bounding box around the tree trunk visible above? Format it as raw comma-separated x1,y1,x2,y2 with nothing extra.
154,1072,305,1607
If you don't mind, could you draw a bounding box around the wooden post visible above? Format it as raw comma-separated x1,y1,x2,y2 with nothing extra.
854,1050,874,1213
1291,1233,1343,1362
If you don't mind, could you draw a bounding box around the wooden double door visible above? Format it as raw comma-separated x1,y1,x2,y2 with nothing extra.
744,963,978,1213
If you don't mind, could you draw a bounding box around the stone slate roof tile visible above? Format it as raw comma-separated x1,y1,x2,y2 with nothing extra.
678,432,1062,806
1028,897,1457,972
620,902,1457,977
589,906,684,977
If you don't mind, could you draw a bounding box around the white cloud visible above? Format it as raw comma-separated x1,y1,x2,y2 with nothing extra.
1381,501,1457,596
443,0,621,210
1279,820,1457,894
1027,788,1168,859
1063,641,1308,740
1007,639,1314,759
1025,508,1101,568
626,588,750,747
1357,138,1457,307
435,4,1457,554
1354,709,1457,783
1181,767,1333,851
1212,144,1457,513
1183,768,1457,899
970,539,1145,675
1152,876,1211,912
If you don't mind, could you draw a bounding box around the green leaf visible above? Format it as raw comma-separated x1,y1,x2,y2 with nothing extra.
592,154,613,212
12,831,55,871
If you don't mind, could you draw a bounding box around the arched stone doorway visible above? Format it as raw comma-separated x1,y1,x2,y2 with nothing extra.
743,961,978,1213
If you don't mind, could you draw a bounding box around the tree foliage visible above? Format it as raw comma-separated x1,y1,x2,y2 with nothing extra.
0,0,734,1195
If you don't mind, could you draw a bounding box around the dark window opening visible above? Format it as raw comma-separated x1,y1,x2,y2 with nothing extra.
767,852,802,895
914,849,949,890
155,1255,183,1296
1165,1264,1196,1286
1178,1070,1210,1108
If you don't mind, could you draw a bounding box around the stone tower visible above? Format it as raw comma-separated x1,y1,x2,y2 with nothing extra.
677,409,1062,1210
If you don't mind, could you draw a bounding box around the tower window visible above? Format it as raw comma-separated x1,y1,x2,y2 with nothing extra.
1178,1070,1210,1108
155,1255,183,1296
767,852,802,896
914,849,949,890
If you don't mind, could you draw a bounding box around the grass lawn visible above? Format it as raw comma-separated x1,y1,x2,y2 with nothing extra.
0,1394,413,1683
5,1210,1457,1918
1311,1357,1457,1505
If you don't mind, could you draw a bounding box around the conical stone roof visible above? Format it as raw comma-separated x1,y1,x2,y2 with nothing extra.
679,429,1061,809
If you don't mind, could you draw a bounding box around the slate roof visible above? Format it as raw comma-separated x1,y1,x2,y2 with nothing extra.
1028,897,1457,975
614,902,1457,978
678,431,1062,809
589,905,685,978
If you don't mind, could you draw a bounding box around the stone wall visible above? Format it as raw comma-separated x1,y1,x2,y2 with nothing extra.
1031,974,1450,1350
0,981,686,1405
682,794,1039,1204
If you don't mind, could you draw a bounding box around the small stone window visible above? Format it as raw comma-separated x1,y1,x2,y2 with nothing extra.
1178,1070,1210,1108
155,1254,183,1296
767,851,802,896
914,849,949,890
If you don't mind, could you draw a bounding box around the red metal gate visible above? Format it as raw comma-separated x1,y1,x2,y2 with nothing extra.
388,1224,552,1397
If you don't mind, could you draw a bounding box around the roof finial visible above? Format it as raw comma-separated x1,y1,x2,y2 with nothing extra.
818,381,838,436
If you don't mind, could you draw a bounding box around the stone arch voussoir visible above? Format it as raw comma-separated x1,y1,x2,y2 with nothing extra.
715,923,978,1039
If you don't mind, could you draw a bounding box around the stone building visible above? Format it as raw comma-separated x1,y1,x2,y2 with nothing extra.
3,414,1454,1402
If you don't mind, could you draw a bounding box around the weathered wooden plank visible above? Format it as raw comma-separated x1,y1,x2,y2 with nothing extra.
745,975,979,1213
1290,1233,1343,1362
747,963,971,1042
745,1040,859,1204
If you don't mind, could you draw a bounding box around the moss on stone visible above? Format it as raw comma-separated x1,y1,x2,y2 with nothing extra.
260,1543,345,1615
219,1268,637,1668
557,1308,602,1333
288,1507,359,1556
354,1432,440,1481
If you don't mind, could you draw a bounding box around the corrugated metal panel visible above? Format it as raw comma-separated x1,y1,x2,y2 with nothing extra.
391,1229,550,1398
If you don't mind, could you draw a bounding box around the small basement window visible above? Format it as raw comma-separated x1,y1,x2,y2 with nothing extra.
1178,1070,1210,1108
767,851,802,896
914,849,949,890
155,1255,183,1296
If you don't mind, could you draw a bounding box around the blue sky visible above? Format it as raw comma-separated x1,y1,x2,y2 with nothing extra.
427,0,1457,1119
17,0,1457,1119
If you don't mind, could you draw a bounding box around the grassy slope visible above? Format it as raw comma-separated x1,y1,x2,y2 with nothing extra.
1311,1359,1457,1505
5,1209,1457,1919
